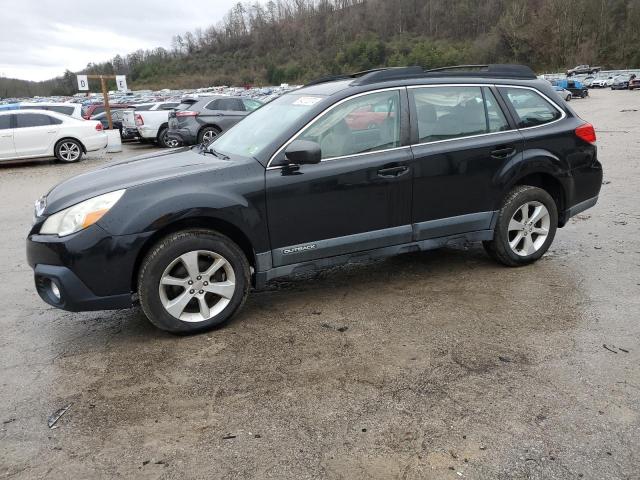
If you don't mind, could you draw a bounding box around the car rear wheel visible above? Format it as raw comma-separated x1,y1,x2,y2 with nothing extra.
483,186,558,267
54,139,83,163
198,126,220,145
138,230,250,334
157,127,180,148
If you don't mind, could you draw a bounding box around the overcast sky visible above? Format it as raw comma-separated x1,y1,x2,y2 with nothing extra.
0,0,249,81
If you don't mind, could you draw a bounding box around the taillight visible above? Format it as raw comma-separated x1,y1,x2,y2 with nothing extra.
175,110,198,117
95,122,103,132
575,123,596,144
135,113,144,126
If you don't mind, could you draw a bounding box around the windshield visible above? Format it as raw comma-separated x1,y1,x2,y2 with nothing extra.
211,93,323,158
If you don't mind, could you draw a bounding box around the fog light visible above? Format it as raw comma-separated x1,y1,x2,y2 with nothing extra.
50,281,61,301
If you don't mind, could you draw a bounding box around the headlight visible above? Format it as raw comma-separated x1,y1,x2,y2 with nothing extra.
40,189,126,237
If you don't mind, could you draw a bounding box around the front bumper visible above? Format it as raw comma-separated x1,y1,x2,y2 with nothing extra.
27,224,153,312
33,264,131,311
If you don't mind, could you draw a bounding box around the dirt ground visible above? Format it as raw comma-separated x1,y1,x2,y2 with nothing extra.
0,89,638,479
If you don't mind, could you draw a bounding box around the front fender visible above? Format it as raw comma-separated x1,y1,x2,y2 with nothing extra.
97,165,270,253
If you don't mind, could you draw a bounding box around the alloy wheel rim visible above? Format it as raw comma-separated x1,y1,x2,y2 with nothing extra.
507,201,550,257
60,142,80,161
202,130,217,143
159,250,236,322
163,132,179,148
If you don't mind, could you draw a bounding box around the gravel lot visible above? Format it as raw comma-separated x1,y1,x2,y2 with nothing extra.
1,89,639,479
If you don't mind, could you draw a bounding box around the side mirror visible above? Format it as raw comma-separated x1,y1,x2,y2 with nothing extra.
284,140,321,165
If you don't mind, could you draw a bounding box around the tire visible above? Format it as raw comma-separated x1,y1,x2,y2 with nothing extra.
197,126,220,145
157,126,180,148
483,186,558,267
54,139,83,163
138,230,251,334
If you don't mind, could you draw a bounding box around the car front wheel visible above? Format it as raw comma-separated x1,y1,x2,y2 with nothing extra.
484,186,558,267
138,230,250,334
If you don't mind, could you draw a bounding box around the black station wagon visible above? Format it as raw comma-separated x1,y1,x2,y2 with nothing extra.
27,65,602,333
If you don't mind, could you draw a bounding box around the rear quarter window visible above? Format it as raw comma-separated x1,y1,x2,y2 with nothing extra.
499,87,562,128
48,106,75,115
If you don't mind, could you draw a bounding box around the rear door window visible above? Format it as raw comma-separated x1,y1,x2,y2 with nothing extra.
16,113,53,128
411,86,510,143
48,106,75,115
206,99,245,112
499,87,562,128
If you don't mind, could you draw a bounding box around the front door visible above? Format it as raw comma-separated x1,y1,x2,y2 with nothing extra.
265,88,413,267
13,113,59,158
409,85,524,240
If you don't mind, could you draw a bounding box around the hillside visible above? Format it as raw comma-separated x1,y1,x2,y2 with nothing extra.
3,0,640,97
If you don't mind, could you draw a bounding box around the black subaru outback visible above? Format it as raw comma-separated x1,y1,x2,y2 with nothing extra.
27,65,602,334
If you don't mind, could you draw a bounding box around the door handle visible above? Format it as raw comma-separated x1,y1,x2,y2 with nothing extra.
0,134,12,138
47,130,57,134
490,146,516,159
377,165,409,177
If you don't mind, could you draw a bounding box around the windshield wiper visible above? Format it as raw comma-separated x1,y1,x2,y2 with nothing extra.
210,147,230,160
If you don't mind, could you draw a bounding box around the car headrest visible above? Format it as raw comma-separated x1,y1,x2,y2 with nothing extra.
417,102,437,123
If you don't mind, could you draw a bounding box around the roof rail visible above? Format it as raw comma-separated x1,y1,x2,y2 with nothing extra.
304,67,424,87
423,64,537,79
305,64,537,87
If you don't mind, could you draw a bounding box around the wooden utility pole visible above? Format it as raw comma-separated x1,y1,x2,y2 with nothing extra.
86,74,117,130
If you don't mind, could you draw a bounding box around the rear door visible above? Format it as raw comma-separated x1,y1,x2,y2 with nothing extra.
201,98,247,129
0,114,15,159
265,88,413,267
409,85,524,239
13,113,60,157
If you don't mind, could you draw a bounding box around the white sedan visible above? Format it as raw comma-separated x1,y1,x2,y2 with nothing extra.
0,109,107,163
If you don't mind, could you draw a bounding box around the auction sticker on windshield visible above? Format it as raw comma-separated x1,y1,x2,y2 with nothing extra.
293,96,322,106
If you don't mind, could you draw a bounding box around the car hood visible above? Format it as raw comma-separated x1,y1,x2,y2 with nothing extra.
43,147,237,215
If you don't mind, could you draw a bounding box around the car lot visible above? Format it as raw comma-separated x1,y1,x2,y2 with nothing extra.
0,88,638,479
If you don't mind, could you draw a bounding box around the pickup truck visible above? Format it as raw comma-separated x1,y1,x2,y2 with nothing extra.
566,65,602,76
121,102,180,147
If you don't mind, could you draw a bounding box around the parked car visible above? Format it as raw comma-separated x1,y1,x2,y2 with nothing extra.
167,96,264,146
27,64,602,334
605,76,617,87
81,103,132,120
553,79,587,98
629,76,640,90
611,74,636,90
90,110,136,140
567,65,602,76
553,85,572,101
590,77,608,88
0,110,106,163
19,102,83,119
121,102,181,148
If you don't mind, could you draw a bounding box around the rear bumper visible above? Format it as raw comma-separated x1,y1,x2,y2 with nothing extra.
565,195,599,219
84,134,108,152
168,128,197,146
